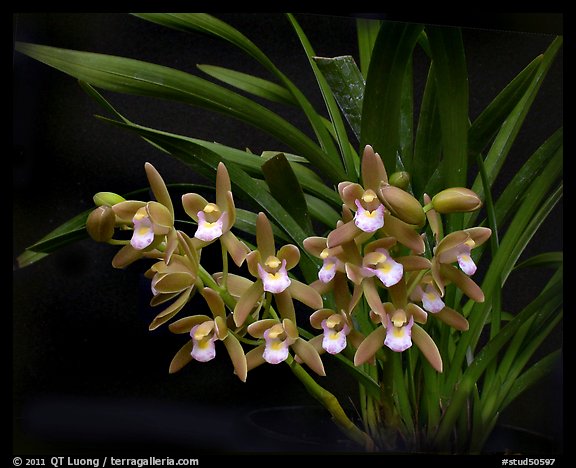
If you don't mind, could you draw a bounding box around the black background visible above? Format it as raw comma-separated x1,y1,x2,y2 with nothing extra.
13,13,563,454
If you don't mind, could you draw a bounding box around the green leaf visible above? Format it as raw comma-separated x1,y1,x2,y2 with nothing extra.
468,54,542,159
79,73,341,210
514,252,563,271
132,13,345,178
464,128,563,230
234,209,289,244
427,26,469,192
313,55,365,142
500,349,562,410
15,41,344,183
468,37,563,205
197,64,296,106
262,153,313,234
434,279,563,447
17,210,90,268
360,22,424,172
413,63,442,197
304,194,340,230
287,14,357,179
399,56,414,171
356,18,381,79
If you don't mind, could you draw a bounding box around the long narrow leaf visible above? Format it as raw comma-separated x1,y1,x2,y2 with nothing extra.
132,13,345,176
356,18,381,79
197,64,296,106
468,37,563,203
287,14,357,179
15,42,344,183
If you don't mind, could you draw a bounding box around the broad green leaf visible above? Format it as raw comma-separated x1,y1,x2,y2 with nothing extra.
262,153,313,234
468,54,542,159
197,64,296,106
287,14,357,179
356,18,381,79
413,63,442,197
17,210,90,268
132,13,345,177
360,22,424,172
313,55,365,141
304,194,340,230
399,56,414,171
427,26,469,192
234,209,289,243
15,41,344,183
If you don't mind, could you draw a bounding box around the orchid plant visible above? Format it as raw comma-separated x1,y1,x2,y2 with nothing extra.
14,14,563,453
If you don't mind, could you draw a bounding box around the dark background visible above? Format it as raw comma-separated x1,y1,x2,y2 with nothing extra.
13,13,563,454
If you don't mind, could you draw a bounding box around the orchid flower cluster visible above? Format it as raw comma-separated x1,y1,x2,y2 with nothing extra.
86,144,490,382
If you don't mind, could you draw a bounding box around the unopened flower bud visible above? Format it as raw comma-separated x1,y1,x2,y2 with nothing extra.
379,184,425,226
93,192,125,207
431,188,482,213
389,171,410,190
86,205,116,242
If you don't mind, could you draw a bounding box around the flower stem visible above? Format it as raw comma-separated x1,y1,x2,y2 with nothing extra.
285,354,375,451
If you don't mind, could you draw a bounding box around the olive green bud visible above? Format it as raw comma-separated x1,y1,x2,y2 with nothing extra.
389,171,410,190
86,205,116,242
379,184,425,226
431,187,482,213
93,192,126,207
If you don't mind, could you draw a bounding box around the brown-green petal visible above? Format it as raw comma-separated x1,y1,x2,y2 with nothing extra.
223,333,247,382
181,193,208,222
288,280,323,310
327,220,361,248
246,250,262,278
149,287,193,330
354,326,387,366
247,318,279,338
233,279,264,327
216,162,232,210
382,213,425,254
379,184,425,226
275,290,296,323
169,340,194,374
292,338,326,376
256,212,275,259
111,244,144,269
406,302,428,324
363,278,385,317
440,264,485,302
145,162,174,217
277,244,300,270
412,324,443,372
310,309,335,329
303,236,327,257
341,182,365,210
153,272,195,294
112,200,146,223
435,307,469,331
246,345,266,371
221,231,250,267
282,318,299,341
361,144,388,192
364,237,397,254
147,201,174,230
396,256,432,271
169,314,212,334
214,273,253,299
201,287,226,318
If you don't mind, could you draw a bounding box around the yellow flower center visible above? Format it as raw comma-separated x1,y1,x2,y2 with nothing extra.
265,256,281,269
393,327,405,338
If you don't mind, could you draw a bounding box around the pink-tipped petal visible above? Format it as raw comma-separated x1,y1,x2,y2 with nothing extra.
457,252,477,276
384,315,414,352
354,201,384,233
